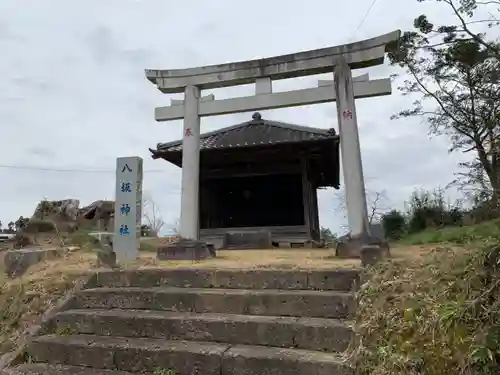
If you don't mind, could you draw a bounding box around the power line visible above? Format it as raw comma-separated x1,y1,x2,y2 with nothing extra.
0,164,166,173
353,0,380,36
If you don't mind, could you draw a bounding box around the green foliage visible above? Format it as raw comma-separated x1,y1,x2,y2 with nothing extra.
400,218,500,245
139,241,157,252
68,231,97,251
382,188,466,240
24,219,56,234
350,240,500,375
388,0,500,208
55,325,74,336
320,227,336,243
382,210,406,239
406,189,463,233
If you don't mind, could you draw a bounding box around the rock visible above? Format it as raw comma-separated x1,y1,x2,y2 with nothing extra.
28,199,116,234
32,199,80,221
78,201,115,232
12,231,33,249
96,250,117,268
93,232,117,268
24,219,57,234
360,245,386,267
4,247,67,278
30,199,81,233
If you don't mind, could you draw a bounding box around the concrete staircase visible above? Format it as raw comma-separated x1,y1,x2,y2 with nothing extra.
4,268,359,375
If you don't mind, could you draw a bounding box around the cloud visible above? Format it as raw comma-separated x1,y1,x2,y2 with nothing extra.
0,0,477,234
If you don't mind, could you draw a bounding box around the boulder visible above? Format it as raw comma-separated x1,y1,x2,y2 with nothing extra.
30,199,80,233
24,219,57,234
12,231,33,249
32,199,80,221
77,200,115,232
4,247,67,278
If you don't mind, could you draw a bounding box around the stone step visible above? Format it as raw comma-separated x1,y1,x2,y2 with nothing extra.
90,268,360,291
27,334,353,375
73,287,356,319
50,309,353,352
2,363,134,375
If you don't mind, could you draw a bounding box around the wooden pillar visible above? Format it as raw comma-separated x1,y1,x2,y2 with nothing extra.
308,182,315,238
311,185,320,241
300,158,311,237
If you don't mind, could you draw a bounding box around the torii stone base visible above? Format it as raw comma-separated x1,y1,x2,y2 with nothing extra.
157,238,216,261
335,232,390,260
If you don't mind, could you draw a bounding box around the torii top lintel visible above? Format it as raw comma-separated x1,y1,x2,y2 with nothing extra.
145,30,401,94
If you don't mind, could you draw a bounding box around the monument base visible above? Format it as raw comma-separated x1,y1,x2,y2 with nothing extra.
335,232,390,260
157,238,216,261
96,249,118,268
93,234,118,268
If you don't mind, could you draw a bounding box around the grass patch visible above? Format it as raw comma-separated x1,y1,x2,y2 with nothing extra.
350,241,500,375
397,218,500,246
67,230,97,251
0,256,88,357
139,241,157,252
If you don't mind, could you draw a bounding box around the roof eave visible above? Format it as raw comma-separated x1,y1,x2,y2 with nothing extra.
151,135,339,157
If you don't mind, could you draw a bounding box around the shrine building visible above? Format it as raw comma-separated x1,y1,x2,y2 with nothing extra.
149,112,340,249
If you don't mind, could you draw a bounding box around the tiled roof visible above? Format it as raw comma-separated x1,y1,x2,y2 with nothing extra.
152,112,337,153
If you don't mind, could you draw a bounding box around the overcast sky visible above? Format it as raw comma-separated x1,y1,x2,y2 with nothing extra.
0,0,491,234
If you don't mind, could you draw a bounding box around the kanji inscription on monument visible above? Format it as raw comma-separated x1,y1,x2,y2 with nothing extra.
114,156,143,262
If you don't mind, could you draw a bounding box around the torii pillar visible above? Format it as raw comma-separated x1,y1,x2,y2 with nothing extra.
334,57,385,257
179,85,201,241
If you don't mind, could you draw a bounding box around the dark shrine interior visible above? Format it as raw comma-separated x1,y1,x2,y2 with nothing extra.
200,173,305,229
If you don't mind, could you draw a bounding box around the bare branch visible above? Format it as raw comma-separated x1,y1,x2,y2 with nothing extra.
142,192,165,236
334,188,389,225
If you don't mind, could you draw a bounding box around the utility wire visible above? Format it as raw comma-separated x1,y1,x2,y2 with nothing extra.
3,3,382,177
353,0,380,36
0,164,166,173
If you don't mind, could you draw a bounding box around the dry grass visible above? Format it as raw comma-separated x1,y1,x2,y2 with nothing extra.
1,244,437,273
0,252,87,356
350,242,500,375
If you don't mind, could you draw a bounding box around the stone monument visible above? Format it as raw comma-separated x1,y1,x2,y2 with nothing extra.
113,156,143,262
145,31,401,258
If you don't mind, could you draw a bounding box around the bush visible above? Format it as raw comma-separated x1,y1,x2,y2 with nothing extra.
406,188,463,233
68,231,97,251
400,218,500,246
382,210,406,239
24,219,56,234
350,242,500,375
320,227,336,243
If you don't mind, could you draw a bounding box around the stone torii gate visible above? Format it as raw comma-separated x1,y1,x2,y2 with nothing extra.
145,30,401,257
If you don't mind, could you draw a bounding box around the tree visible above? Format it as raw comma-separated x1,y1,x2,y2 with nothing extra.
388,0,500,211
7,221,14,232
142,193,165,237
382,209,407,239
367,191,389,224
335,188,389,230
320,227,336,243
